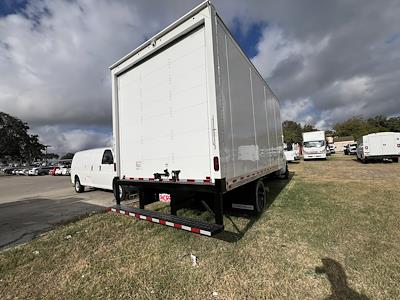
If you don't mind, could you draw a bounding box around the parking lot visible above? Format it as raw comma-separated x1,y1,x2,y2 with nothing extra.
0,175,115,250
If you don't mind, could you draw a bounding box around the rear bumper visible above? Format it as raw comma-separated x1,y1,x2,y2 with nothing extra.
304,154,326,159
365,154,400,159
116,178,226,194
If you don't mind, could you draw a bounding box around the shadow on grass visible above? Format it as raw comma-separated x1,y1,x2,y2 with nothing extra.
214,172,294,243
354,157,399,164
316,257,369,300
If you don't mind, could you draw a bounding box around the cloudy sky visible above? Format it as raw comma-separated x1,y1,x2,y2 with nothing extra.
1,0,399,154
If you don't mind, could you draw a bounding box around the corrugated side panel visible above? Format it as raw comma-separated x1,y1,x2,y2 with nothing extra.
116,26,212,180
215,18,284,182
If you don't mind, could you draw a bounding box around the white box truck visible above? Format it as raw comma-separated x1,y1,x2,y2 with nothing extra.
356,132,400,163
109,1,287,236
302,131,327,160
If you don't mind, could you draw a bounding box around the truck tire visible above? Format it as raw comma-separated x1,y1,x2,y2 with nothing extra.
393,157,399,163
114,185,127,201
284,164,289,179
253,180,267,213
74,176,84,193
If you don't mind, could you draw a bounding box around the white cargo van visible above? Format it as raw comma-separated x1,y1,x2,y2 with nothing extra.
108,1,287,236
70,148,117,193
357,132,400,162
302,131,326,160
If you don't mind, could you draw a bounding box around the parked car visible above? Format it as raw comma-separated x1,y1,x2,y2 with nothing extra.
344,143,357,155
17,168,29,175
284,143,299,162
328,144,336,154
28,166,53,176
325,145,331,156
55,165,70,176
49,166,60,176
3,167,15,174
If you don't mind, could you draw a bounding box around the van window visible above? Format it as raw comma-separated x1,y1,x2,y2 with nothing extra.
102,150,113,164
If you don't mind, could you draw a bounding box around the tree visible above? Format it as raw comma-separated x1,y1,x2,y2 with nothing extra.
61,152,75,160
366,115,388,133
333,116,370,140
282,120,303,144
43,152,59,160
302,124,318,133
386,116,400,132
0,112,45,162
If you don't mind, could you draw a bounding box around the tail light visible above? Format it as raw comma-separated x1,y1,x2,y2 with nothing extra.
397,144,400,148
213,156,219,171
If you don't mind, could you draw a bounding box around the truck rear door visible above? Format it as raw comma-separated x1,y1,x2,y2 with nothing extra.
116,26,211,180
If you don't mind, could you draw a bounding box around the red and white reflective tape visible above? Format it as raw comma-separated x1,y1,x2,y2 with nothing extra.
123,177,212,184
108,207,211,236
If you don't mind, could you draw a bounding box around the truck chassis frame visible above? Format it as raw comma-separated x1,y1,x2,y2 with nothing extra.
111,178,227,236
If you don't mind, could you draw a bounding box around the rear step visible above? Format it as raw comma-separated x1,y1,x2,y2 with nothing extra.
108,205,224,237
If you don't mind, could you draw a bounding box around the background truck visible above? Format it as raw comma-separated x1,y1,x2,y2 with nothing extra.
109,1,287,236
302,131,327,160
357,132,400,163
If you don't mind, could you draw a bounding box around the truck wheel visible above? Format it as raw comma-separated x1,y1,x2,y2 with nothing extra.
393,157,399,163
253,180,267,213
74,176,84,193
284,164,289,179
114,185,127,201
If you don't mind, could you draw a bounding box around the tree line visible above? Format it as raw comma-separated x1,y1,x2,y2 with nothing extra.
0,112,62,164
283,115,400,144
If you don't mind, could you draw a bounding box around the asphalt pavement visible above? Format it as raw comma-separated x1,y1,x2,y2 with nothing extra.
0,175,115,250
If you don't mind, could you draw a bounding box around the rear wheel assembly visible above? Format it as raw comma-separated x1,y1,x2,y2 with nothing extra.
253,180,267,213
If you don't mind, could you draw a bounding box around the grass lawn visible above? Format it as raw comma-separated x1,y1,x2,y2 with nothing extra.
1,155,399,299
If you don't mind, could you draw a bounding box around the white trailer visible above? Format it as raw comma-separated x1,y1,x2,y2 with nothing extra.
302,131,326,160
109,1,287,236
357,132,400,163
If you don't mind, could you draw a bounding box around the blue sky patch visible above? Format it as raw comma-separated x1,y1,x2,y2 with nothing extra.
385,33,400,45
231,18,267,58
0,0,28,16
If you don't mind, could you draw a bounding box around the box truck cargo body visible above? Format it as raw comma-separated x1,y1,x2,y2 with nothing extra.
109,1,286,235
357,132,400,162
302,131,326,160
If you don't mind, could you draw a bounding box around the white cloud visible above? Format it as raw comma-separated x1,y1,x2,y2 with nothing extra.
32,125,112,155
280,98,313,124
252,26,329,79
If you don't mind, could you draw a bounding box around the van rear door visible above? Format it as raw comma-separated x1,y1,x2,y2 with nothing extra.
368,136,383,156
381,134,397,156
97,149,115,190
